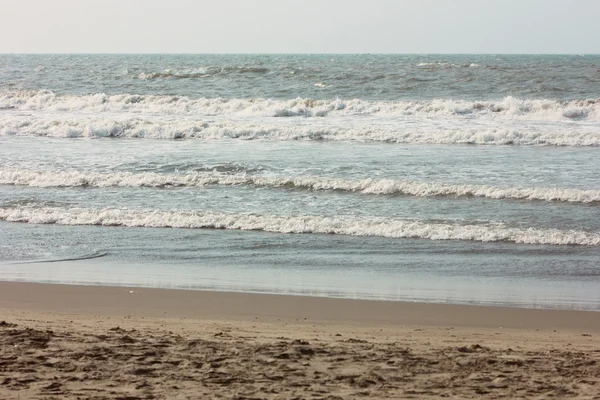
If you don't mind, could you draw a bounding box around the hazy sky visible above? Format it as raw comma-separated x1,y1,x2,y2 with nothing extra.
3,0,599,53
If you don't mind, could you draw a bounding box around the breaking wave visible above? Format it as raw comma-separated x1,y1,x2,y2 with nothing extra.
2,169,599,204
2,90,598,145
1,206,598,246
1,116,599,145
1,90,599,120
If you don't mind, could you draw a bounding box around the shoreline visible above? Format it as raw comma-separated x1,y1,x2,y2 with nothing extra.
2,281,600,332
2,281,600,399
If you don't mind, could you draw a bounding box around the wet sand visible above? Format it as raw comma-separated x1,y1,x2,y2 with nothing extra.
1,282,599,399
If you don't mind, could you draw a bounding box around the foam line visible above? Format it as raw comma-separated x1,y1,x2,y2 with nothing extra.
1,206,598,246
1,169,598,204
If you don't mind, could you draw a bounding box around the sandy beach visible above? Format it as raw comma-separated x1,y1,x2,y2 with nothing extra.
0,282,599,399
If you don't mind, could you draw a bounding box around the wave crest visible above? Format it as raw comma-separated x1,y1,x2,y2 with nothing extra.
1,206,598,246
1,90,599,120
1,116,599,145
138,66,270,80
2,169,599,204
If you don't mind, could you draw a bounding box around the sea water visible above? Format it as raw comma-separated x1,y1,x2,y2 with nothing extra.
1,54,599,309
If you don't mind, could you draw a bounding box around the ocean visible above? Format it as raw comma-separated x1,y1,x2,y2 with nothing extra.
1,54,599,310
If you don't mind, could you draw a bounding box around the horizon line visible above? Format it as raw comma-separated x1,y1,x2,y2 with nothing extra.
1,52,598,56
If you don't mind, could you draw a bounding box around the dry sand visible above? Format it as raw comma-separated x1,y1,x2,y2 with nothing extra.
1,282,599,399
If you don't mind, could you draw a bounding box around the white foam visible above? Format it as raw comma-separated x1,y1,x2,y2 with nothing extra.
1,90,599,120
1,114,599,145
1,206,598,246
2,90,599,145
417,62,480,68
2,168,599,204
138,67,211,80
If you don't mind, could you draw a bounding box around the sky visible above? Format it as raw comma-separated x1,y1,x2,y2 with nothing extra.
2,0,599,54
